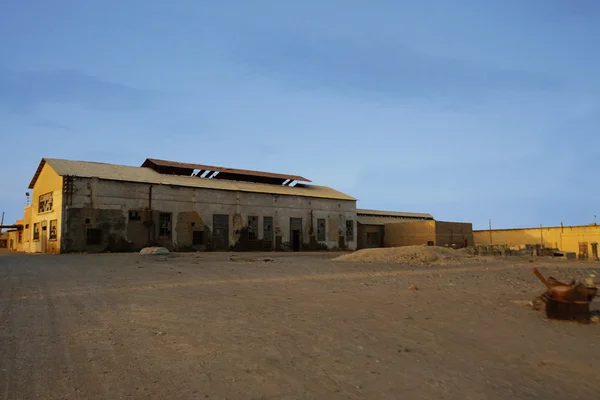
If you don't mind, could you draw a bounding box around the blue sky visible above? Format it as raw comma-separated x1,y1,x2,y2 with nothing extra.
1,1,599,230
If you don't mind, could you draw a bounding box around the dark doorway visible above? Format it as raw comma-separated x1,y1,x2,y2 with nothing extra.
292,230,301,251
290,218,302,251
212,214,229,250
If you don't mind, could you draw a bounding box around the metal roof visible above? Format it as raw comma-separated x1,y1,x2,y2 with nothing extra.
29,158,356,201
357,216,434,226
357,209,434,220
142,158,311,184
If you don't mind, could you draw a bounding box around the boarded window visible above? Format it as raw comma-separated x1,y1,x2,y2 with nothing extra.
346,220,354,242
128,210,141,221
317,219,326,241
248,216,258,241
263,217,273,242
33,223,40,241
192,231,204,245
49,220,58,240
159,212,172,238
38,192,53,213
86,228,102,245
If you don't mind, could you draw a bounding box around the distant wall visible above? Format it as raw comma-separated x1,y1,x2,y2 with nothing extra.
383,220,473,248
384,221,436,247
474,224,600,259
435,221,474,248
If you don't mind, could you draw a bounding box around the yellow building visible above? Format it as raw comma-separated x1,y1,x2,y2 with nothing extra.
473,224,600,260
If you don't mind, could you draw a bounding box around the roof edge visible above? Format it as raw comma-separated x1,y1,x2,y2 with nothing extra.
28,158,47,189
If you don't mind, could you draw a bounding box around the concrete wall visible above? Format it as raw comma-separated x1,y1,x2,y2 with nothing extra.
384,221,436,247
29,165,63,253
61,177,357,253
474,224,600,259
435,221,474,248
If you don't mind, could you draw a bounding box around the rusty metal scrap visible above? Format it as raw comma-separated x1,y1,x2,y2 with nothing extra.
532,268,598,322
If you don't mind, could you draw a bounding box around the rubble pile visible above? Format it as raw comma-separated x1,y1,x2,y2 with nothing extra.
334,245,481,266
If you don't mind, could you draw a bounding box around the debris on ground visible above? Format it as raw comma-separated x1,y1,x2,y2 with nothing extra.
333,245,482,265
140,247,170,255
408,284,418,291
532,268,598,322
229,255,275,263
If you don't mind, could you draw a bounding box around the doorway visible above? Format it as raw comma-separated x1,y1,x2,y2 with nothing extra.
579,242,589,260
212,214,229,250
592,242,598,261
290,218,302,251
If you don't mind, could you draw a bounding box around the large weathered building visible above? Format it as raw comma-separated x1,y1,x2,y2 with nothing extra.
18,158,358,253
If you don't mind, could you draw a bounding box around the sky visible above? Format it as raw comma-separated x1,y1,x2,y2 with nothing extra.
1,1,599,230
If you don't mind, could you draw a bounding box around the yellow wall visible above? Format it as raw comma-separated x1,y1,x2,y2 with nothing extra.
29,164,63,253
474,224,600,258
385,220,474,248
385,220,436,247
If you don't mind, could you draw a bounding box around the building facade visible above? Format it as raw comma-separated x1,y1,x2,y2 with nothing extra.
21,158,358,253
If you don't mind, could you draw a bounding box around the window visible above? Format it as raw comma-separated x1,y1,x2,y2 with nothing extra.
86,228,103,245
192,231,204,245
33,223,40,241
49,220,58,240
159,212,172,238
38,192,53,213
25,224,29,229
18,231,22,244
346,220,354,242
317,218,326,241
128,210,141,221
263,217,273,242
247,216,258,241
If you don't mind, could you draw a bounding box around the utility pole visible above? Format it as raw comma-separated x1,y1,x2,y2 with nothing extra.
0,212,4,234
540,224,544,248
489,219,492,244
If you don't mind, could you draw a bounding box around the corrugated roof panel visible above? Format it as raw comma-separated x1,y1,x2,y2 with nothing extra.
33,158,355,201
142,158,311,183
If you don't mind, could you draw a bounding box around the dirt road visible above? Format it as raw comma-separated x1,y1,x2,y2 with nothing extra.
1,251,599,399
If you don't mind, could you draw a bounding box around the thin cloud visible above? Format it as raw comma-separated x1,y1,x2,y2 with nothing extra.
234,33,562,102
0,67,152,113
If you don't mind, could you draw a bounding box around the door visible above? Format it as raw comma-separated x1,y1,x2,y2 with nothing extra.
290,218,302,251
579,242,589,260
366,232,379,248
263,217,273,250
212,215,229,250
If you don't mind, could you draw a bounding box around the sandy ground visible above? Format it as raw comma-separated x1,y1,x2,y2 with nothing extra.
0,250,599,400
